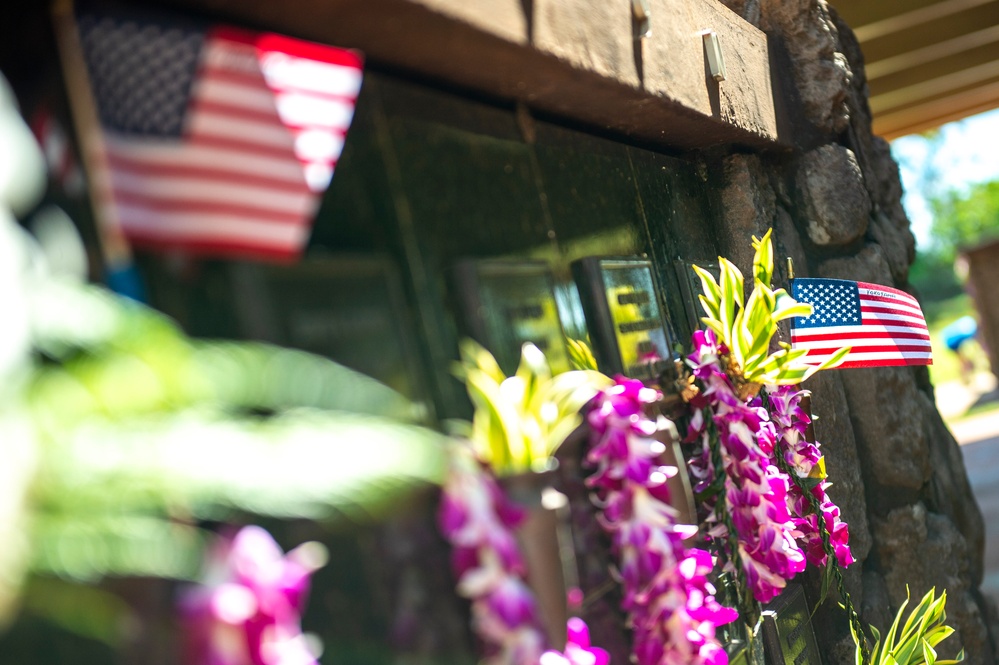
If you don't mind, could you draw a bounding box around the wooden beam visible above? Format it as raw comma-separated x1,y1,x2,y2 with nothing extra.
150,0,784,151
873,79,999,138
865,24,999,79
858,1,999,63
870,60,999,113
852,0,993,43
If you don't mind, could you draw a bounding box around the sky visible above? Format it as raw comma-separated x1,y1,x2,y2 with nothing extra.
890,108,999,249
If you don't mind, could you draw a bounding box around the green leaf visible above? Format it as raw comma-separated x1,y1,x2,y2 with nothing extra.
922,639,937,665
812,346,851,372
31,515,206,582
813,558,835,616
466,368,522,471
693,264,722,318
567,338,599,371
37,410,450,524
752,229,774,287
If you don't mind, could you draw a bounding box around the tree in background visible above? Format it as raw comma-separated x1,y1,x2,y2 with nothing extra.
929,180,999,261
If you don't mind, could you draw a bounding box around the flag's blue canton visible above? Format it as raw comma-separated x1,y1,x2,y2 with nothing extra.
79,14,206,137
791,278,861,329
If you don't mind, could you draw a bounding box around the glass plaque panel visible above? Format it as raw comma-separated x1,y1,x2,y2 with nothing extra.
450,260,571,376
572,257,674,381
761,583,821,665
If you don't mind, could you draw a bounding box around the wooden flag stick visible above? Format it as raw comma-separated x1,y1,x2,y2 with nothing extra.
51,0,133,271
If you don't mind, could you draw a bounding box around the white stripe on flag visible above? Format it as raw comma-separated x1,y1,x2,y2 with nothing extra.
188,112,297,151
859,297,925,318
803,351,933,365
791,324,929,338
103,136,309,186
791,339,932,352
861,312,930,328
194,77,279,115
857,284,920,308
109,172,315,216
261,53,363,97
275,92,355,130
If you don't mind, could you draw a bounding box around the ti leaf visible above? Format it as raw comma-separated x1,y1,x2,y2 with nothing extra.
691,229,849,388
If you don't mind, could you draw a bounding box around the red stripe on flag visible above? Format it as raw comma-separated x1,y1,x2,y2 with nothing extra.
791,330,931,343
186,133,315,162
126,231,300,262
861,303,924,316
833,357,933,369
105,153,310,194
803,344,932,356
192,99,283,126
111,190,307,224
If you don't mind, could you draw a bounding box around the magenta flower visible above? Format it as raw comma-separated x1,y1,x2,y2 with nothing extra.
438,444,547,665
540,617,610,665
179,525,326,665
685,331,807,604
587,377,735,665
766,385,854,569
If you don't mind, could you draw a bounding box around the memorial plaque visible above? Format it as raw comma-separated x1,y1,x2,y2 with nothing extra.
450,260,570,375
571,257,675,381
761,583,821,665
675,258,720,336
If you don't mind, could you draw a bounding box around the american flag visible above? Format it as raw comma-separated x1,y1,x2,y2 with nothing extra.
77,12,363,261
790,277,932,369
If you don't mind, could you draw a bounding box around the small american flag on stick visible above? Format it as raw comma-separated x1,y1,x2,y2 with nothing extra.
76,10,363,261
790,277,932,369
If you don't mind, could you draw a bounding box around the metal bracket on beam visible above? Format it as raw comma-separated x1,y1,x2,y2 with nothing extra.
633,0,652,39
701,30,727,81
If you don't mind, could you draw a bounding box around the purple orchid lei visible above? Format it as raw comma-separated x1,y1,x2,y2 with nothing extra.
539,617,610,665
586,376,738,665
438,444,548,665
178,525,326,665
765,384,854,569
684,330,806,605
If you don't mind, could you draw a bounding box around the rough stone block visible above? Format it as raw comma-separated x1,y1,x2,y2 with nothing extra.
868,211,914,286
774,206,808,280
796,144,870,246
860,569,893,635
920,391,985,586
871,505,991,664
758,0,851,134
818,250,931,495
716,153,775,276
840,365,931,495
818,242,892,286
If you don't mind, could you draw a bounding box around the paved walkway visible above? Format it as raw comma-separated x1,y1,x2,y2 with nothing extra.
940,373,999,605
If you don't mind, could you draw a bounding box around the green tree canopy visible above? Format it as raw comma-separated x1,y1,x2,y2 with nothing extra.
929,179,999,260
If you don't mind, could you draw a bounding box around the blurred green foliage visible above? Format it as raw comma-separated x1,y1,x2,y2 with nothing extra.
929,180,999,261
1,274,450,643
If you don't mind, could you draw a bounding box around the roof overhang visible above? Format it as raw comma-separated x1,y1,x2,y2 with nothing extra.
832,0,999,139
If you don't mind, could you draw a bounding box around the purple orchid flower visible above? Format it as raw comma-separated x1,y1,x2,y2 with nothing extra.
438,444,547,665
539,617,610,665
685,331,807,604
766,385,854,569
179,525,326,665
587,377,736,665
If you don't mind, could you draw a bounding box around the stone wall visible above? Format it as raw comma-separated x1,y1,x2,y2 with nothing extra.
713,1,998,662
